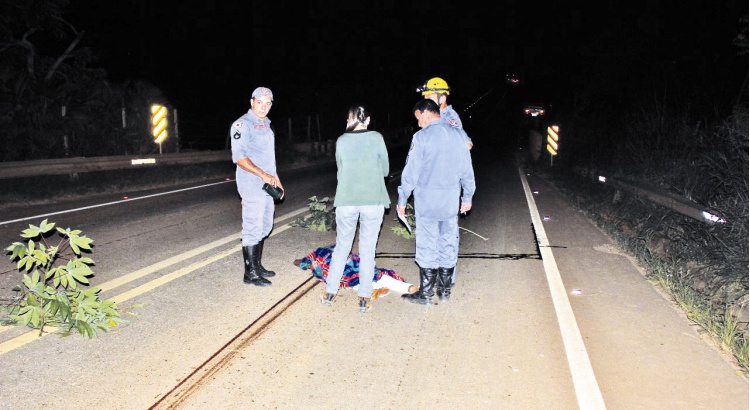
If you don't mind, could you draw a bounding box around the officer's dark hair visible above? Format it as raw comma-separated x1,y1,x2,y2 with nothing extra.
413,99,439,115
348,105,370,124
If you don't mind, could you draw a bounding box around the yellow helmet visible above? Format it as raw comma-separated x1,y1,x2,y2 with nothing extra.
418,77,451,96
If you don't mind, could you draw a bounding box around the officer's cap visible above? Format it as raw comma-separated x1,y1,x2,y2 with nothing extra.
252,87,273,100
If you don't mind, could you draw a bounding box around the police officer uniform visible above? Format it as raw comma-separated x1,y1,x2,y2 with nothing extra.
230,87,278,286
440,104,473,147
397,117,475,304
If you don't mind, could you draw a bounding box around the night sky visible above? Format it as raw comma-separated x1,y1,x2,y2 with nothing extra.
64,1,747,148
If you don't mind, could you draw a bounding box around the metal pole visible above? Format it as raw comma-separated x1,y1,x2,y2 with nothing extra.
307,115,311,142
62,105,70,157
121,99,126,128
174,109,180,153
316,114,321,142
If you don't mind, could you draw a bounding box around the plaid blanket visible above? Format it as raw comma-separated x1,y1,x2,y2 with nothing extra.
298,245,406,288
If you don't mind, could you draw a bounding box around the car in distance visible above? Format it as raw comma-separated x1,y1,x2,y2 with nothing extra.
523,104,545,117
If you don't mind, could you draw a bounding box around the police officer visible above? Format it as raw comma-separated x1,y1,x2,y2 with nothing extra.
418,76,473,150
230,86,284,287
419,76,474,286
397,99,476,304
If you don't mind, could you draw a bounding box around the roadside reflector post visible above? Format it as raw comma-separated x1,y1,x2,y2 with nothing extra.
151,104,168,154
547,124,560,166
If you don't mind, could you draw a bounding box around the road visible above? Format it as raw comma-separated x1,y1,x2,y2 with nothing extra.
0,147,746,409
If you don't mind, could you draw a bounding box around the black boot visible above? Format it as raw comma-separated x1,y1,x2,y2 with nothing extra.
243,245,271,287
402,268,437,305
436,267,454,302
255,239,276,277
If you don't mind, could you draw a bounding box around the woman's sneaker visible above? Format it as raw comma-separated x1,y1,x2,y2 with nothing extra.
358,297,372,313
320,291,335,306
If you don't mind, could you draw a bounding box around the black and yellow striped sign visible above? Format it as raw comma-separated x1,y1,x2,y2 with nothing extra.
151,104,168,144
546,124,559,156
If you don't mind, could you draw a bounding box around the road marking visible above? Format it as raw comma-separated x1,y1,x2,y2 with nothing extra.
110,223,298,305
0,327,60,356
0,180,235,226
0,206,309,354
518,167,607,410
98,207,308,293
109,245,241,304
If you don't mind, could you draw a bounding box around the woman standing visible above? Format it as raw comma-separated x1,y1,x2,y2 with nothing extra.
322,105,390,313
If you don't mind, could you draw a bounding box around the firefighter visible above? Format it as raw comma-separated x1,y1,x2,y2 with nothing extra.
417,76,473,150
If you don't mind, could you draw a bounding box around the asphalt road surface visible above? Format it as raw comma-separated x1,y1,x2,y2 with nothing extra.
0,147,746,409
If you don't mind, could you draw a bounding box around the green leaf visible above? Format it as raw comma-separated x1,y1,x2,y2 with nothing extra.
23,257,34,272
25,292,41,307
77,257,95,265
70,268,91,285
21,226,41,239
45,267,58,281
32,249,48,265
39,219,55,233
6,242,26,260
30,307,40,327
16,306,33,326
31,270,40,285
5,219,120,338
47,300,60,316
82,287,101,297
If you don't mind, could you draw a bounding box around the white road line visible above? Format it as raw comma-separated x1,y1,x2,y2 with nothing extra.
1,179,234,226
518,167,607,410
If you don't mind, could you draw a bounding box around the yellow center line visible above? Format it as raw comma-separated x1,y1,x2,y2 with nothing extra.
0,206,309,355
109,219,297,305
0,327,60,356
98,234,240,293
110,245,241,304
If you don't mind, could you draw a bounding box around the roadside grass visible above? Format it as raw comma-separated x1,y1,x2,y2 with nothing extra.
537,103,748,375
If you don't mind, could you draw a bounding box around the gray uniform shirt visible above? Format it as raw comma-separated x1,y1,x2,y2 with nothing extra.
441,105,472,146
397,120,475,220
230,109,277,194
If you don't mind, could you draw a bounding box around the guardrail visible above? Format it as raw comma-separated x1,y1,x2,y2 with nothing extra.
597,175,727,225
0,151,232,180
0,141,340,180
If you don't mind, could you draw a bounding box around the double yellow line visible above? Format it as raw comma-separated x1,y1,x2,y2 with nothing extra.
0,206,309,356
